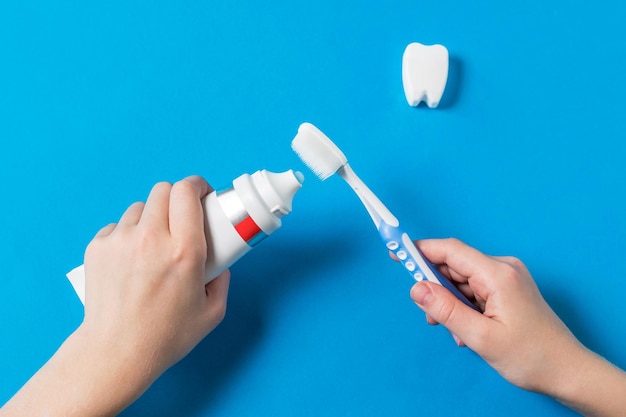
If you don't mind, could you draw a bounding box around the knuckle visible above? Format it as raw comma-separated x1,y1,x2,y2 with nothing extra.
434,298,457,326
498,262,523,286
171,239,206,267
129,201,145,211
445,237,463,250
84,239,99,260
170,243,186,264
172,179,196,196
132,227,162,255
151,181,173,195
169,179,204,207
86,223,115,252
504,256,526,271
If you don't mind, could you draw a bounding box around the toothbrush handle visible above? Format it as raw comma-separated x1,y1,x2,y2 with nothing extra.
379,222,479,311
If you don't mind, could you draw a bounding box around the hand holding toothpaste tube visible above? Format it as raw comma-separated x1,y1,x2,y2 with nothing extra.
1,176,230,417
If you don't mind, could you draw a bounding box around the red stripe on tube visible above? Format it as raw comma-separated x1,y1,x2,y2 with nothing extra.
234,216,263,243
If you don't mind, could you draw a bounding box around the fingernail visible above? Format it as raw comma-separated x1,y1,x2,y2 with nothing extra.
411,283,433,306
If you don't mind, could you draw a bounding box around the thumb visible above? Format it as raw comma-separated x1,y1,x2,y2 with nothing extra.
410,281,487,347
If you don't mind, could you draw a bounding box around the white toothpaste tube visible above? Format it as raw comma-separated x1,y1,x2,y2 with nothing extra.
67,169,304,304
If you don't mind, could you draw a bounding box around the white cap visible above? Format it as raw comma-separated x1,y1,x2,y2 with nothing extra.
251,169,304,218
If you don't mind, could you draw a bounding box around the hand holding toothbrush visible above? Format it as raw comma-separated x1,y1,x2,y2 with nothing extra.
410,238,626,417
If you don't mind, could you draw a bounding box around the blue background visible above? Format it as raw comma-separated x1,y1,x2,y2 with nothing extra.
1,1,625,416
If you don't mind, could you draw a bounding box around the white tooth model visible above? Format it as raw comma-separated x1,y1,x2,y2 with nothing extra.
402,42,449,108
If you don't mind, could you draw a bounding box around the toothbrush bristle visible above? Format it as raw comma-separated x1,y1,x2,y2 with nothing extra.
291,123,348,180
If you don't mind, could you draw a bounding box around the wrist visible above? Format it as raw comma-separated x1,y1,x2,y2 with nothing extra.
0,325,157,417
544,342,596,400
546,344,626,417
50,326,157,416
69,324,158,400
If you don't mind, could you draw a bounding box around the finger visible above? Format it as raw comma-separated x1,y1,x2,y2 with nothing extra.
491,255,528,274
94,223,117,238
184,175,213,194
436,263,470,285
392,244,470,286
202,269,231,329
117,201,145,227
456,282,475,301
206,269,230,300
169,176,211,245
416,238,499,281
139,182,172,230
451,333,467,347
410,281,492,350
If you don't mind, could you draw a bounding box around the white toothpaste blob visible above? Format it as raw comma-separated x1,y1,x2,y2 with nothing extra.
402,42,449,108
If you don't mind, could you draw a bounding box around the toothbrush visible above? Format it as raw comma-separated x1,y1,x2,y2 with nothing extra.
291,122,478,311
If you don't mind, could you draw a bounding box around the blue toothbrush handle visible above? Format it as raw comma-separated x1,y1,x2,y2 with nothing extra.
379,222,479,311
